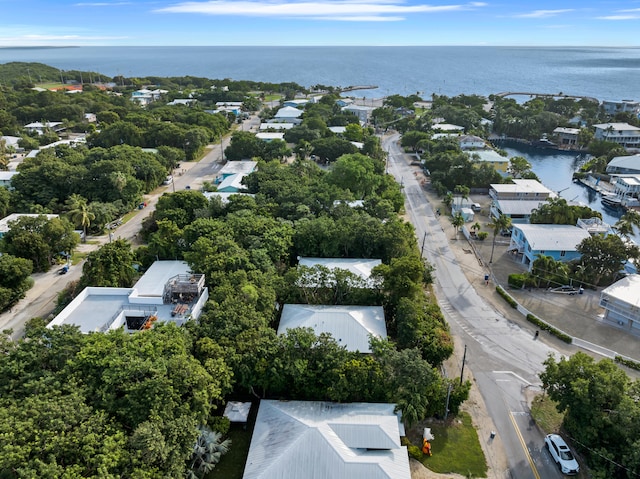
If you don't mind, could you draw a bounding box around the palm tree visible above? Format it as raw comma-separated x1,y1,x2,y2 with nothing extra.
615,210,640,240
454,184,470,209
471,222,482,237
488,214,512,264
66,194,95,243
187,426,231,479
450,212,465,239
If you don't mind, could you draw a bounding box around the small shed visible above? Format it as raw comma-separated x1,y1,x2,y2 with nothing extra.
460,207,475,222
224,401,252,424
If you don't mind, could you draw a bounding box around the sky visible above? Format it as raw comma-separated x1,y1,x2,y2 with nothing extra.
0,0,639,47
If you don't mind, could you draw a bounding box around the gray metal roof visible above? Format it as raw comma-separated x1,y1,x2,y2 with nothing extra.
514,224,591,251
496,199,545,216
278,304,386,353
491,179,554,195
607,154,640,172
243,400,410,479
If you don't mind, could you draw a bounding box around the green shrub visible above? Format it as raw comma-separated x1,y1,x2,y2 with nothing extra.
526,313,572,343
477,231,488,240
496,285,518,309
508,274,527,289
208,415,231,436
615,355,640,371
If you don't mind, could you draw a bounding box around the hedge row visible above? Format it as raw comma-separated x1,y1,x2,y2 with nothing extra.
526,313,572,344
615,355,640,371
496,285,518,309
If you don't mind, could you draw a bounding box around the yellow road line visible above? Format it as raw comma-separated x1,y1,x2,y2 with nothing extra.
508,411,541,479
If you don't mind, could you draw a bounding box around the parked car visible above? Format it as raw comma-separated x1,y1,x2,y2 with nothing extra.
545,434,579,475
471,203,481,212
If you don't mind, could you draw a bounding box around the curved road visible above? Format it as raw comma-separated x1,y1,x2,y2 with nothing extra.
383,133,566,479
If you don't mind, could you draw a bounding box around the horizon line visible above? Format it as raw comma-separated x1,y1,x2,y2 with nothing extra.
2,44,640,48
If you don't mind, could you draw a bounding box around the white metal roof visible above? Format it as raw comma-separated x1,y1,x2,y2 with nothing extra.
469,149,508,163
432,123,464,131
514,224,591,251
0,171,19,181
133,260,190,297
275,106,303,118
224,401,252,423
607,154,640,172
203,192,254,203
278,304,386,353
491,179,554,195
602,274,640,307
217,173,247,192
218,160,258,176
0,213,58,234
260,122,294,130
298,257,382,280
553,127,580,135
329,126,347,134
256,132,285,141
243,400,410,479
594,122,640,132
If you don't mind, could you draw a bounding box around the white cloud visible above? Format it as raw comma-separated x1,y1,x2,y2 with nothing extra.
515,9,573,18
154,0,487,21
597,14,640,20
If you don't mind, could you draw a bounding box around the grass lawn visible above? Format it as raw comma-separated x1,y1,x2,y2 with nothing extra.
263,94,282,102
530,394,563,433
408,412,488,478
207,425,253,479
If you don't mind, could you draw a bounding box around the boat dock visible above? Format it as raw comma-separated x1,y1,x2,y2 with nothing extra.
575,175,616,195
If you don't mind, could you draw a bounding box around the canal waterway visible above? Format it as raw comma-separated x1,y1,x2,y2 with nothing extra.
499,142,624,228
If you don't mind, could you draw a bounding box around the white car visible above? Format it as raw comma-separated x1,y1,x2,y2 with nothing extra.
545,434,579,475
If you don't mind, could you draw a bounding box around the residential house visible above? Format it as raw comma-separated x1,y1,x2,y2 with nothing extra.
274,106,304,120
1,135,21,152
216,173,247,193
599,274,640,334
612,176,640,204
131,88,167,106
24,121,64,135
458,135,486,150
0,171,19,188
553,127,580,146
216,160,257,183
489,179,556,223
256,132,285,142
259,122,295,131
283,99,309,108
243,400,410,479
203,191,254,203
342,104,374,125
468,149,509,175
83,113,97,123
606,154,640,175
167,99,197,106
432,123,464,133
601,100,640,116
336,98,354,107
297,257,382,286
593,123,640,149
48,261,208,333
0,213,58,238
278,304,386,353
329,126,347,135
508,224,591,271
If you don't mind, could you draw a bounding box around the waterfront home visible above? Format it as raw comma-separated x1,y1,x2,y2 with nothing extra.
599,274,640,334
278,304,386,353
553,127,580,146
47,261,208,333
593,123,640,149
283,99,309,108
469,149,509,174
243,400,410,479
611,175,640,206
458,134,486,150
606,154,640,175
601,100,640,116
508,224,591,271
489,179,556,222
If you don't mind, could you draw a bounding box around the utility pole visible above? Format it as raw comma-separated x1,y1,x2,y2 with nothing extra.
460,344,467,385
444,383,453,420
220,134,225,162
420,231,427,256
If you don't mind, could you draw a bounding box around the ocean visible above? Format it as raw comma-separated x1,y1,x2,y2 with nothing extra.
1,46,639,101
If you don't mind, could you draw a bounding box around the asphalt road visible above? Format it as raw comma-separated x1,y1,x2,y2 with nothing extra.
383,133,566,479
